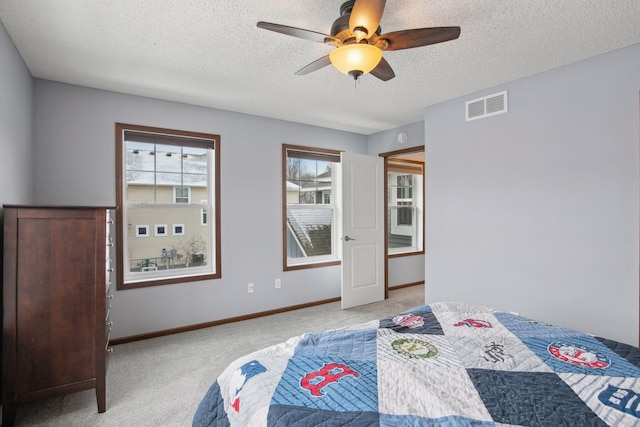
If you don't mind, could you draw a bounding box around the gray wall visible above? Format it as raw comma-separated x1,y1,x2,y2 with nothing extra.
367,121,425,289
33,80,368,339
0,21,33,207
425,43,640,346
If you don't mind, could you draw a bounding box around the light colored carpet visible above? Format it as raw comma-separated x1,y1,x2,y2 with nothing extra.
11,285,424,426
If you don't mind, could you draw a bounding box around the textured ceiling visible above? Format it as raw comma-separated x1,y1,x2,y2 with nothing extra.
1,1,639,135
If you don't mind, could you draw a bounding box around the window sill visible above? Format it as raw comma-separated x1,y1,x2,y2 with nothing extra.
388,250,424,259
118,272,220,290
284,260,341,271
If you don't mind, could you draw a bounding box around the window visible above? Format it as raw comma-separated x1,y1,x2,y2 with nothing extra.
200,200,208,226
283,144,341,270
387,157,424,255
155,224,168,237
116,123,221,289
174,186,191,203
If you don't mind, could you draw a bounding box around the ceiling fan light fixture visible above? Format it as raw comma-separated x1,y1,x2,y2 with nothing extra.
353,25,368,42
349,2,381,41
329,44,382,79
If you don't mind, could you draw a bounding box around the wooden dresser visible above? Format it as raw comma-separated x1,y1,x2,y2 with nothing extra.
2,206,114,426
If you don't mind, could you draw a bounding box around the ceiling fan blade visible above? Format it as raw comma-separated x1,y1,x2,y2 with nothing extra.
376,26,461,51
370,57,395,81
257,22,340,46
349,0,386,39
295,55,332,75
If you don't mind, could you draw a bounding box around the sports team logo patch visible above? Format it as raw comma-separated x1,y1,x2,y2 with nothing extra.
598,384,640,418
228,360,267,412
392,313,425,329
300,363,359,397
454,318,492,328
547,342,610,369
391,338,439,359
483,341,512,363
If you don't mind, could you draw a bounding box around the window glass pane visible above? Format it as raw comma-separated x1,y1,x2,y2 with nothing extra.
286,205,334,258
156,172,182,186
388,167,422,254
118,124,219,288
127,206,208,273
155,144,182,172
284,146,340,267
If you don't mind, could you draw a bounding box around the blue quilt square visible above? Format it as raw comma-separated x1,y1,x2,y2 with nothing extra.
467,369,607,427
596,336,640,369
493,312,581,340
193,380,231,427
379,310,444,335
268,405,379,426
271,356,377,413
295,328,377,361
521,336,640,377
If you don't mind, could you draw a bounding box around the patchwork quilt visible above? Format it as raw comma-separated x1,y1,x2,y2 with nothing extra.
193,302,640,426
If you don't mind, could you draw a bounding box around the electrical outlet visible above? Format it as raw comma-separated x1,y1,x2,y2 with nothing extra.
275,278,281,289
248,282,254,293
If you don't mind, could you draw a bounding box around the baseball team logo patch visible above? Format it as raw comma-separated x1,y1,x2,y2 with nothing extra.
392,313,425,329
300,363,359,397
598,384,640,417
548,342,610,369
228,360,267,412
391,338,439,359
454,318,492,328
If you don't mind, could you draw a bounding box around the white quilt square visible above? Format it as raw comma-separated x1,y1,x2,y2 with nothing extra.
448,336,553,373
435,310,515,339
217,349,292,426
560,373,640,426
377,359,492,421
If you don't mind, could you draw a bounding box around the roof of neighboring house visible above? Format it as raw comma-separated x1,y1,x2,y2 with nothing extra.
126,149,207,187
287,206,332,257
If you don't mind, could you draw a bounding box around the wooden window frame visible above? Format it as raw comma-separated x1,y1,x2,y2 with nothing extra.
115,123,221,289
282,144,342,271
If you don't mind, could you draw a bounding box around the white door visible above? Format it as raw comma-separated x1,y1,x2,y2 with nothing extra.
341,152,385,309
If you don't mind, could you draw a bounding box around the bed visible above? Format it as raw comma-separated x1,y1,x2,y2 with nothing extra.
193,301,640,426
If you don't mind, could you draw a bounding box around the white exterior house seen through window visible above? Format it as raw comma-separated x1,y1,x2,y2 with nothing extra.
283,144,341,270
116,123,221,289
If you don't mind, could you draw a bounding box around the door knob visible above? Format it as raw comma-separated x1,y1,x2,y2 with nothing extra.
344,236,355,241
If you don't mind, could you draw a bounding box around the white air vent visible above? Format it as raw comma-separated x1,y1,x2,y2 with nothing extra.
465,90,508,121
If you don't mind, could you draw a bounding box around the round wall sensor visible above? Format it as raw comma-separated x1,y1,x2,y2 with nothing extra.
397,131,408,144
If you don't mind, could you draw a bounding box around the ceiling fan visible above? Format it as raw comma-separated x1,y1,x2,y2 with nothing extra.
257,0,461,81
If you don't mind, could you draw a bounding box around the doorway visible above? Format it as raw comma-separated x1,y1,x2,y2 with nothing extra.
380,147,425,299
